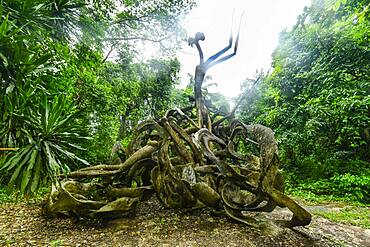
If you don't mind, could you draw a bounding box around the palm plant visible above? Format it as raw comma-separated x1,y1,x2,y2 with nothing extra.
1,95,89,195
0,1,90,195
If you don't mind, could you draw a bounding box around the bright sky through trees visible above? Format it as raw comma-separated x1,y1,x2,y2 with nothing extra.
177,0,310,98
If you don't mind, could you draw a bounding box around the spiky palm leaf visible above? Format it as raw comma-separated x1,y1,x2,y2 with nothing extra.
1,94,89,194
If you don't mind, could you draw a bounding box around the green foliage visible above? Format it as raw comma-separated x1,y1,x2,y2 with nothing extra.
0,0,194,195
284,169,370,204
50,239,64,247
112,0,196,54
59,46,182,163
0,0,64,148
0,95,89,194
0,0,89,194
0,184,50,204
239,0,370,203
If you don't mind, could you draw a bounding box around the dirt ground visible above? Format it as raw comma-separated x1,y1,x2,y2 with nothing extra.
0,197,369,247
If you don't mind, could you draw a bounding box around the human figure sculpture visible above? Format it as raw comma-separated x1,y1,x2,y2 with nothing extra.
188,15,242,129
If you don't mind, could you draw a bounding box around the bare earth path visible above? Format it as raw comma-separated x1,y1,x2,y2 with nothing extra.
1,198,369,247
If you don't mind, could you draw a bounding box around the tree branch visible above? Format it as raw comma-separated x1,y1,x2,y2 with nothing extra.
103,35,171,43
102,41,118,63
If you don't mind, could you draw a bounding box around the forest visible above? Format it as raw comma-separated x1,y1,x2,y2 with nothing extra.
0,0,369,246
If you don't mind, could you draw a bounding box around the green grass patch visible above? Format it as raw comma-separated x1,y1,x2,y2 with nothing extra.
287,190,367,206
312,206,370,229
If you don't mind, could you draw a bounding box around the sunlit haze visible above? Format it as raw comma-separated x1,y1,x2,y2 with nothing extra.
177,0,311,99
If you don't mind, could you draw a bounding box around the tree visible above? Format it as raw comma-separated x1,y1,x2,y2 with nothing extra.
0,0,195,193
239,0,370,202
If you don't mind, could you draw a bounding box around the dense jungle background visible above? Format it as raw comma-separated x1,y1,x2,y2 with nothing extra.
0,0,369,245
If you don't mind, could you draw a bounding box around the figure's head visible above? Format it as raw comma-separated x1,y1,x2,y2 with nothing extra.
195,32,205,42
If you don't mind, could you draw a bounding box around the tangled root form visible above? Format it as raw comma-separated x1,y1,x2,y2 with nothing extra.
45,106,311,228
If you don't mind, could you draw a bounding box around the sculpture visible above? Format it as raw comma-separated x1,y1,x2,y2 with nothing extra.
44,22,312,228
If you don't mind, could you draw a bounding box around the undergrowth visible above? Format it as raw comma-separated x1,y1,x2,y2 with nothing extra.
282,169,370,229
0,185,50,204
282,170,370,205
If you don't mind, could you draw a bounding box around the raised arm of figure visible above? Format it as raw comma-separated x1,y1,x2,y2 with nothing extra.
206,13,243,69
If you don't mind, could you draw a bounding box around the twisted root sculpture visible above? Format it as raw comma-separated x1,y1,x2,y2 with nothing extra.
45,24,311,228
